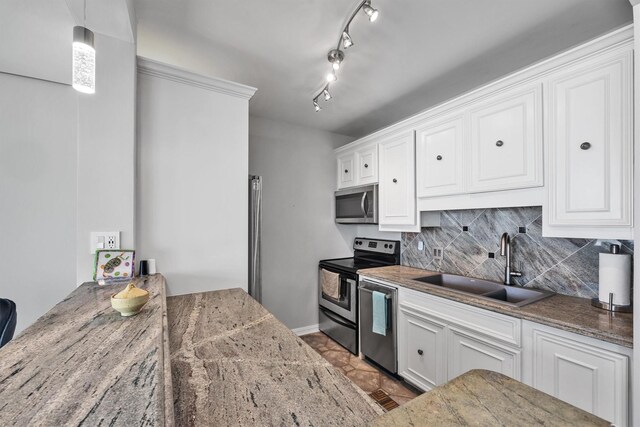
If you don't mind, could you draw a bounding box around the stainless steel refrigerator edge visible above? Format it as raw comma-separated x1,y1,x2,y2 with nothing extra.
249,175,262,303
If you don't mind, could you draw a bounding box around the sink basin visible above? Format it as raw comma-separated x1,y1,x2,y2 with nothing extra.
413,273,554,307
414,274,503,295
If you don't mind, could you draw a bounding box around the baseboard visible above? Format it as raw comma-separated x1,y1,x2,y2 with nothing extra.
291,324,320,336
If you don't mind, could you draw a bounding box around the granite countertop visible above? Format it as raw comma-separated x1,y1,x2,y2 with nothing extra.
359,265,632,348
369,369,610,426
0,275,173,426
166,288,383,426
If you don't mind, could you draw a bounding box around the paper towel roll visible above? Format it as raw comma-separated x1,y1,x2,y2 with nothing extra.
598,252,631,306
147,259,157,275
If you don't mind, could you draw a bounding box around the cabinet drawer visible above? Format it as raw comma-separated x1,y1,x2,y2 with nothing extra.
447,326,521,381
399,287,521,346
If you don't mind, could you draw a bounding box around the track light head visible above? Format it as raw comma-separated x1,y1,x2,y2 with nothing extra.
342,29,354,49
326,71,337,82
362,1,379,22
327,49,345,71
313,97,321,112
323,87,332,101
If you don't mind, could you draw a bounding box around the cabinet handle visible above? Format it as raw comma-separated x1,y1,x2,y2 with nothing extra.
417,349,423,355
496,140,504,147
364,163,369,168
392,178,398,183
580,142,591,150
436,155,442,161
344,169,349,173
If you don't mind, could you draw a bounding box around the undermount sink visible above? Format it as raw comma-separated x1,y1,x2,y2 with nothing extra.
414,273,554,307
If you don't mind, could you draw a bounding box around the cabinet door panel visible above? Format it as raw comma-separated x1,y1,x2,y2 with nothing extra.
468,84,542,193
378,131,416,225
337,153,355,189
547,52,632,227
416,115,464,197
447,327,520,381
398,306,447,392
530,327,629,426
357,145,377,184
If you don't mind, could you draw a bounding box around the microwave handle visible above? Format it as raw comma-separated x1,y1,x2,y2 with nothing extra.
360,192,368,217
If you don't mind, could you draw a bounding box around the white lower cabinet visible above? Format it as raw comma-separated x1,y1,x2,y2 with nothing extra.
398,304,447,391
447,326,520,381
523,321,631,427
393,284,632,426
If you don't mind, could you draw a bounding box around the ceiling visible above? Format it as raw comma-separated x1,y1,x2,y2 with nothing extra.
119,2,633,137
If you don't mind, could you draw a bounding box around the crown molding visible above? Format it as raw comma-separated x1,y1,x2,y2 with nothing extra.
137,57,257,100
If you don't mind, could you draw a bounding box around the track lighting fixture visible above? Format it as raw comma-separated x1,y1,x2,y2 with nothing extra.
312,0,380,111
328,49,344,71
362,1,379,22
323,87,332,101
342,28,354,49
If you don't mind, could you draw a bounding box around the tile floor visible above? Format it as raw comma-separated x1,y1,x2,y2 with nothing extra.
301,332,419,407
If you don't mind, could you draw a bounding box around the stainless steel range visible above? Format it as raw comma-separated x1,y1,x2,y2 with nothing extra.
318,238,400,355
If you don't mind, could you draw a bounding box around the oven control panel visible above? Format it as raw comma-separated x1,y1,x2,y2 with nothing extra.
353,238,398,254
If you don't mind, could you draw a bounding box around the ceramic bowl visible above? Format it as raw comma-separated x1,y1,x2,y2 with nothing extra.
111,283,150,317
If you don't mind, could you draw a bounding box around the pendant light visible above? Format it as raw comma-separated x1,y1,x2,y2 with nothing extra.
72,0,95,94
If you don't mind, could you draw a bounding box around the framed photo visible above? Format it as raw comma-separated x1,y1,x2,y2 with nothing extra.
93,250,136,281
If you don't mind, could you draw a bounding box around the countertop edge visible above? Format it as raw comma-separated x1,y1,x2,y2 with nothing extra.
359,269,633,349
159,277,176,427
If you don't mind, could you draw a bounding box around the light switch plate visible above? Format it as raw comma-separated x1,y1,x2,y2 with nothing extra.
90,232,120,254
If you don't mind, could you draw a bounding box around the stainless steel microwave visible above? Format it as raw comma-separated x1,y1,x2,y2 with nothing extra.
335,184,378,224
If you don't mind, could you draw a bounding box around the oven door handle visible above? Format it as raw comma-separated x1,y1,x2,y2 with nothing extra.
319,307,355,330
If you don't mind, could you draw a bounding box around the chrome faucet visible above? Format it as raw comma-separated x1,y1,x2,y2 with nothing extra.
500,232,522,285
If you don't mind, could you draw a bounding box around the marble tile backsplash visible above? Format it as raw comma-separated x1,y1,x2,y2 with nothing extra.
401,207,634,298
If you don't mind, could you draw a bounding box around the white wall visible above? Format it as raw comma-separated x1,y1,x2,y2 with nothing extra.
136,60,253,296
0,74,78,334
249,116,399,330
0,0,136,335
76,34,136,284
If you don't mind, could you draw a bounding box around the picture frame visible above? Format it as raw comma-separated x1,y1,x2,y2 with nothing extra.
93,249,136,281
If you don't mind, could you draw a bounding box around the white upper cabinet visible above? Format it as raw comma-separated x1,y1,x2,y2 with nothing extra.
544,48,633,238
416,114,465,197
337,152,356,189
378,130,416,226
336,143,378,189
467,83,543,193
356,144,378,185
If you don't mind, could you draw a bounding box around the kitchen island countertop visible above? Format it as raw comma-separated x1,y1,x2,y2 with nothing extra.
167,288,383,426
0,275,173,426
369,369,609,426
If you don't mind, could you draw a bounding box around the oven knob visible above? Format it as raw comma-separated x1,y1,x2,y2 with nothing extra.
388,244,393,250
384,244,388,248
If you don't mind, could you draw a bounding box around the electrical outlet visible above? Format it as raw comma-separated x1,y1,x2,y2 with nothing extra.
90,232,120,254
433,247,444,261
417,241,424,251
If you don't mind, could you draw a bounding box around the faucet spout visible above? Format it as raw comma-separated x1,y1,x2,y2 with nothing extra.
499,232,521,285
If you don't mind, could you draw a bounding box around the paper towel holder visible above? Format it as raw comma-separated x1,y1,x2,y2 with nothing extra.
591,292,633,313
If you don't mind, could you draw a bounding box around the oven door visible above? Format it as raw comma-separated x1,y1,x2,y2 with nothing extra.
318,268,357,323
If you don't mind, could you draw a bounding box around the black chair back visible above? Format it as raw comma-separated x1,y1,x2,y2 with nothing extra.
0,299,16,348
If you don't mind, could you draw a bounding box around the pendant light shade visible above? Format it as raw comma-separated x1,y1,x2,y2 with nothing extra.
72,26,95,94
